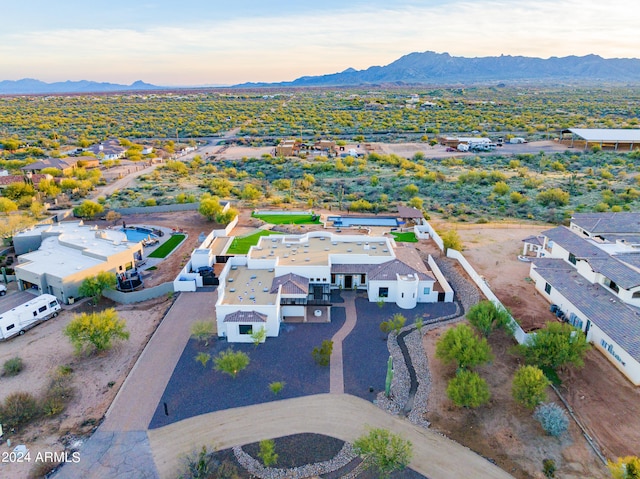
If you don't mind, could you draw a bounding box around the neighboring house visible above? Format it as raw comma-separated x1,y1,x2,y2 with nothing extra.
86,139,127,161
14,221,143,304
275,140,300,157
216,231,453,343
529,212,640,385
0,173,53,189
140,146,154,155
21,157,79,176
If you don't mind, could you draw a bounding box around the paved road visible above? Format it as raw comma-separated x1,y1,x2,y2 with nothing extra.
147,394,514,479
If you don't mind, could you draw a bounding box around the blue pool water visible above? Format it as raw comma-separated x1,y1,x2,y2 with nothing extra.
328,216,399,227
121,228,157,242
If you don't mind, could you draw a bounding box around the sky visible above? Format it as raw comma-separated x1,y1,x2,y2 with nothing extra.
1,0,639,86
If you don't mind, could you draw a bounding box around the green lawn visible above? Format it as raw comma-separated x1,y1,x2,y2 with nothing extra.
252,213,321,225
227,230,283,254
391,231,418,243
148,234,186,258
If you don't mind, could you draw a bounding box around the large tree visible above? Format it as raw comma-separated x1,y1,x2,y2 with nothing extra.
353,428,413,478
79,271,117,305
74,200,104,219
436,323,493,369
517,322,590,370
64,308,129,354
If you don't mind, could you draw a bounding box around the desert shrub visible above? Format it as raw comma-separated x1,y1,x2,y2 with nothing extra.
436,323,493,369
4,357,23,376
543,458,557,478
466,300,512,337
28,460,61,479
446,370,491,408
258,439,278,467
41,368,75,417
534,402,569,437
0,391,40,429
312,340,333,366
213,349,250,378
269,381,285,395
512,365,550,409
179,446,215,479
380,313,406,335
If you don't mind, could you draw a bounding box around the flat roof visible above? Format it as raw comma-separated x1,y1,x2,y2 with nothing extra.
249,235,393,266
17,237,104,278
221,266,277,306
566,128,640,142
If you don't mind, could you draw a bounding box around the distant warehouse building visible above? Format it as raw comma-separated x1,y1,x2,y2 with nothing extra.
14,221,143,304
561,128,640,151
528,213,640,385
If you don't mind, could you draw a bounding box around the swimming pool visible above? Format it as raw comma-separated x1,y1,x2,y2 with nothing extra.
121,227,157,242
327,216,399,227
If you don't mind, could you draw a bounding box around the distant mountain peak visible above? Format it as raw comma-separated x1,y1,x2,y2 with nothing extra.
0,78,160,95
235,51,640,88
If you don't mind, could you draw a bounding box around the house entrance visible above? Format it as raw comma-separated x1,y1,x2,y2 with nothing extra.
344,275,353,289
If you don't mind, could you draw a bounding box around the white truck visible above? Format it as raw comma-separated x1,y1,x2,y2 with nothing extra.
0,294,61,340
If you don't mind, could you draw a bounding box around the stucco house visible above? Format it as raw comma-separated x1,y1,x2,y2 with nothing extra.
216,231,453,343
14,221,143,304
529,213,640,385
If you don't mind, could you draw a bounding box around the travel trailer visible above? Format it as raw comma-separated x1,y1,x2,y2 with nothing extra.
0,294,61,340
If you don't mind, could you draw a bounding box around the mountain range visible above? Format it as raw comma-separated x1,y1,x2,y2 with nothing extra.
2,52,640,94
0,79,159,95
238,51,640,87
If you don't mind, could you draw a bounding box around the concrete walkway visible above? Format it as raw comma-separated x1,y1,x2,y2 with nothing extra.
147,394,514,479
329,291,358,393
103,291,218,431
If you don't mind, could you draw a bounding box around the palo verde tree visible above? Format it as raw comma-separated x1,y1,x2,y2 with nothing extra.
446,370,491,408
517,322,590,371
64,308,129,355
608,456,640,479
78,271,117,305
353,428,413,478
466,300,513,337
73,200,104,219
213,348,250,378
512,365,550,409
436,323,493,370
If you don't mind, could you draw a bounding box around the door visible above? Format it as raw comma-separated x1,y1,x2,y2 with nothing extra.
344,275,352,289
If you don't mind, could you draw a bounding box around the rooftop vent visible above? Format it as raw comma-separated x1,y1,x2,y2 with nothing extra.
250,275,257,280
229,288,236,292
263,287,269,292
231,265,238,270
268,268,274,272
228,278,234,282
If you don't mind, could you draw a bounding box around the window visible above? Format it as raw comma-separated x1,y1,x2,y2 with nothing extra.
401,293,404,298
378,287,389,298
544,283,551,294
32,310,37,317
6,324,14,331
49,301,58,308
38,306,47,313
568,253,576,265
239,325,253,335
360,274,366,283
605,278,619,293
633,291,640,299
423,287,431,295
125,262,133,271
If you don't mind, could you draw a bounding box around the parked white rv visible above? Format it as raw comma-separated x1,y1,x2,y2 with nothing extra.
457,143,470,152
509,137,527,144
0,294,61,340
